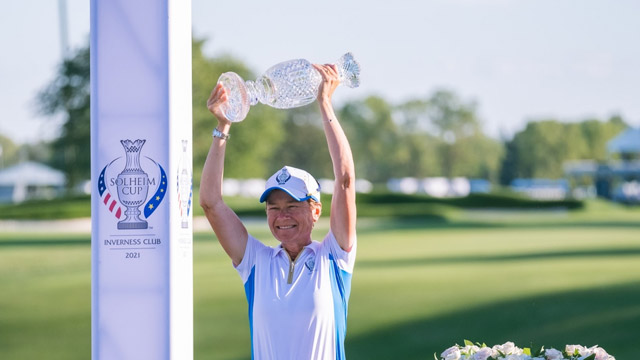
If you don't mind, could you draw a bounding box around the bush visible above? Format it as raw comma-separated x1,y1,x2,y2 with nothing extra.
356,192,584,210
0,192,583,220
0,195,91,220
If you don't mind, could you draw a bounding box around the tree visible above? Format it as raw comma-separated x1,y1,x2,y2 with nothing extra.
499,116,629,185
36,39,288,191
394,90,503,180
339,96,405,182
268,105,331,178
520,120,567,178
38,45,90,190
426,90,480,144
578,116,627,161
450,132,503,181
427,90,485,178
0,134,19,168
35,39,505,191
499,138,519,186
191,39,286,186
392,99,443,177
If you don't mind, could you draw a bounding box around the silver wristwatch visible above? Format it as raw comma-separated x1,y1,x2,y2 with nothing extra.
212,128,230,140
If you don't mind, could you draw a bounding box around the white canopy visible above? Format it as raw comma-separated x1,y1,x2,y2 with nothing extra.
0,161,65,186
607,128,640,154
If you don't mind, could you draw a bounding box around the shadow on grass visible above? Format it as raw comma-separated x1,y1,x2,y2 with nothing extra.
2,215,638,246
358,248,640,269
0,233,218,247
356,217,640,234
0,236,90,247
346,281,640,359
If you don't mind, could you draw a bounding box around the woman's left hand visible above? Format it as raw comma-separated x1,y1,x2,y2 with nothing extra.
313,64,340,104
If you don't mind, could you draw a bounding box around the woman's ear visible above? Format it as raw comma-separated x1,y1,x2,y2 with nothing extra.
311,201,322,221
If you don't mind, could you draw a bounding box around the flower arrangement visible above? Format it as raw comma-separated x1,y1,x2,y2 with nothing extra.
437,340,615,360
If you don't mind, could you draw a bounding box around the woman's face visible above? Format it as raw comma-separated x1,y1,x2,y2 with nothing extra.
265,190,320,246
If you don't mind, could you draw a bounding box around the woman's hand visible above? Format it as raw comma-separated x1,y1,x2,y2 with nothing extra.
313,64,340,105
207,83,232,126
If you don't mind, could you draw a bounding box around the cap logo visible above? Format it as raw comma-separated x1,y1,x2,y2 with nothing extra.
276,168,291,185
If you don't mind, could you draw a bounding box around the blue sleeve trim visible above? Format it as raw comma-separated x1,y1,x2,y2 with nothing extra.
329,253,353,360
244,266,256,360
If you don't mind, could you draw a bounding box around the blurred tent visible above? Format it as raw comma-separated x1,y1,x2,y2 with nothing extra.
386,177,477,198
509,178,569,200
0,161,65,203
565,127,640,202
607,127,640,157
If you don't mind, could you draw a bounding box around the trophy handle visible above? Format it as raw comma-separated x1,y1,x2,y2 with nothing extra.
335,52,361,89
217,72,251,122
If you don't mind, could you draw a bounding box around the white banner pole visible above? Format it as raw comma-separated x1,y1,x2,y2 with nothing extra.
90,0,193,359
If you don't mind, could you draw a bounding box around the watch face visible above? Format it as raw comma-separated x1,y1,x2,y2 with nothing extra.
213,129,228,139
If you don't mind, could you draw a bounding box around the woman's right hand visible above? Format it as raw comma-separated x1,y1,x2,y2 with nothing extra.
207,83,232,126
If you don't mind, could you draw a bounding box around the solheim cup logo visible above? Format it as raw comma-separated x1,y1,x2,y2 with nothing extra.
117,139,150,229
98,139,167,230
177,139,192,229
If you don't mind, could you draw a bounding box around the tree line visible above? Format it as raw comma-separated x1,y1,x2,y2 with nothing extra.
1,39,628,191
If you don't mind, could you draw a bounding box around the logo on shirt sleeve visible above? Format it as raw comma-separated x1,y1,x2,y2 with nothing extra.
305,257,315,273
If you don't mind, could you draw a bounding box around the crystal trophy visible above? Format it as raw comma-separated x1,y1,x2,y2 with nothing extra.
217,52,361,122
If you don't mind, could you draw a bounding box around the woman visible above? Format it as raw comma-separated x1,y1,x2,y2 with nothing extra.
200,63,357,359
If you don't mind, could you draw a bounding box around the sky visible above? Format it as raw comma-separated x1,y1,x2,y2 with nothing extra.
2,0,639,145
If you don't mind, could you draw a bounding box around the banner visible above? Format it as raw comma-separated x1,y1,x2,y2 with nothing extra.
90,0,193,359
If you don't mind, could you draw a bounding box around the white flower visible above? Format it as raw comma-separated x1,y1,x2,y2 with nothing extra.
471,347,493,360
565,345,586,356
461,345,480,355
544,348,564,360
494,341,520,355
578,346,593,358
503,354,526,360
590,346,613,360
503,341,517,354
442,342,613,360
442,345,462,360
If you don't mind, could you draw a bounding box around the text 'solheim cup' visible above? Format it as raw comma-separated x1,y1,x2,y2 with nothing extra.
217,52,361,122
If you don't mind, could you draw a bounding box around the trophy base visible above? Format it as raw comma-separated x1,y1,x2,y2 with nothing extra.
118,221,148,230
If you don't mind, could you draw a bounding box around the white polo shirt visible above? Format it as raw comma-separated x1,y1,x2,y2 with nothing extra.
235,231,356,360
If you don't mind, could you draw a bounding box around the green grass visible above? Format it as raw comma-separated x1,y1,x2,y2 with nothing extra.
1,202,639,359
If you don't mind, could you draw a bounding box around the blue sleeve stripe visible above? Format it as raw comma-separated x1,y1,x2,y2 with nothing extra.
244,266,256,360
329,254,353,360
